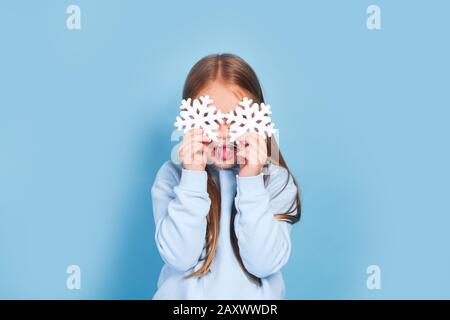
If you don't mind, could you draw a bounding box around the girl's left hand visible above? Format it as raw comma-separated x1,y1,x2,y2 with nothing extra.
236,132,268,177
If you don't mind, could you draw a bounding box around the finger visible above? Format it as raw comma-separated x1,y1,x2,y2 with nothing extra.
186,153,203,166
182,134,208,150
236,149,247,165
200,134,212,144
203,141,215,155
184,128,204,142
245,132,261,146
190,128,204,136
236,133,250,146
245,147,259,165
180,141,204,162
201,143,209,163
247,134,267,158
178,140,191,158
236,144,251,161
191,129,212,143
237,138,258,155
187,142,203,155
191,128,205,139
256,137,268,157
184,128,199,139
237,132,260,148
192,143,207,163
254,139,268,163
240,142,266,165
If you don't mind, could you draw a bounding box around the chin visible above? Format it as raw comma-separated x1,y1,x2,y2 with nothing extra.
207,155,237,169
212,161,237,169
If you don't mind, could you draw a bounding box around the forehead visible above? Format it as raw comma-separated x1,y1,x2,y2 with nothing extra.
196,81,252,113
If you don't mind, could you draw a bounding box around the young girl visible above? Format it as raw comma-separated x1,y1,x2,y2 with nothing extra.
151,53,301,299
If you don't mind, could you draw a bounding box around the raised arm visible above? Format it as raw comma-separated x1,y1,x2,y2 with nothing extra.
151,162,210,272
234,166,298,278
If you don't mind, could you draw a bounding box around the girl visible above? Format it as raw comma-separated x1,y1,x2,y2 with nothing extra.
151,53,301,299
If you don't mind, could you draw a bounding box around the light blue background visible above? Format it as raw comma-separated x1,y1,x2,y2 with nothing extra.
1,0,449,299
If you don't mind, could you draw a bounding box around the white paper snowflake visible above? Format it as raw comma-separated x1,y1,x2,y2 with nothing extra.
174,95,225,141
226,97,276,143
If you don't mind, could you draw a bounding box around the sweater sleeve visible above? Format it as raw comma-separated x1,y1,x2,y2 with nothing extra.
234,166,298,278
151,162,210,272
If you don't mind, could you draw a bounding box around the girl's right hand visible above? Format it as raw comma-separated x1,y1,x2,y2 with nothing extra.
178,128,212,171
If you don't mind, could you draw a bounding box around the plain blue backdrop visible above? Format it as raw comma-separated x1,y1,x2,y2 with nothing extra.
1,0,449,299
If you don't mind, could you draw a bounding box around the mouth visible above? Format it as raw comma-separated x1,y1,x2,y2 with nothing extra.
213,143,237,161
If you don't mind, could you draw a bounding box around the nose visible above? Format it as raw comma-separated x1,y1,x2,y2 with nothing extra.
218,122,231,141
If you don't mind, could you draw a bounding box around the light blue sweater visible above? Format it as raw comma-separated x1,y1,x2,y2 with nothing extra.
151,160,298,299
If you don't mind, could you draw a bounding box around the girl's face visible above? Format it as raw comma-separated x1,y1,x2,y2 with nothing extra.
196,81,251,169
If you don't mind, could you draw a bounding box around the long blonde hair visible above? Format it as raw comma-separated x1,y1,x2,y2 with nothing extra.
182,53,301,285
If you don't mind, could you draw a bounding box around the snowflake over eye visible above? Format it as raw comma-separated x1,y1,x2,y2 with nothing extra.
226,97,276,143
174,95,225,141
